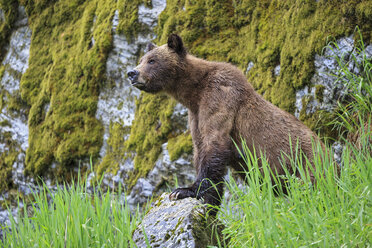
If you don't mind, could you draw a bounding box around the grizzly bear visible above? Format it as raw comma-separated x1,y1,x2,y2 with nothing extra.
127,34,325,211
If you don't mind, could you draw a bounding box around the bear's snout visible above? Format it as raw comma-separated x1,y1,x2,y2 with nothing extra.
127,70,139,82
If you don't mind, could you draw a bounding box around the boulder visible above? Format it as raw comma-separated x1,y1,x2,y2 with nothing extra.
132,193,224,248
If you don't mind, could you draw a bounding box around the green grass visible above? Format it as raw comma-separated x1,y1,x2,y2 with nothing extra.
218,137,371,247
328,27,372,142
2,28,371,248
1,179,141,247
218,28,372,248
2,135,370,247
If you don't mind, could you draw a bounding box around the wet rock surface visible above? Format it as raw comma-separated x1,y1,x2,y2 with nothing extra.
132,193,223,248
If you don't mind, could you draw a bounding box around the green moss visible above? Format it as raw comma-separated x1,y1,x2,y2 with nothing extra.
299,96,339,141
315,84,325,103
125,94,176,189
116,0,141,38
0,65,4,79
0,128,19,191
0,0,19,62
0,149,17,190
116,0,151,39
155,0,371,125
16,0,118,178
167,132,192,161
96,122,130,177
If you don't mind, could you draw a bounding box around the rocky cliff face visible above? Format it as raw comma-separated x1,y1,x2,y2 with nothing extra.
0,5,31,192
93,0,195,209
0,0,371,213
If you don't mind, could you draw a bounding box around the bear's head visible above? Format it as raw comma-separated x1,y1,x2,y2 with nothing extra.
127,34,187,93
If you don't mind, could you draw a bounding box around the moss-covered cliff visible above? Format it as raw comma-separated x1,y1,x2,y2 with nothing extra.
126,0,371,188
19,0,114,178
0,0,149,188
0,0,371,192
157,0,371,111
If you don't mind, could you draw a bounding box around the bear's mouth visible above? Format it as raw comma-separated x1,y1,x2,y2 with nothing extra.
131,81,146,89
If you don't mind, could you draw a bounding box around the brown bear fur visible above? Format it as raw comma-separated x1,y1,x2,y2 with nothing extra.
128,34,326,211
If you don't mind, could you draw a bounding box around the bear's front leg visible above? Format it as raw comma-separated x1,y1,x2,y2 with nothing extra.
169,142,230,209
169,148,229,214
169,97,236,214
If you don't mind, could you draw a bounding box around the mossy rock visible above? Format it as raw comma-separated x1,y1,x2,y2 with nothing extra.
167,132,192,162
0,0,19,62
132,193,224,247
1,0,371,190
125,93,176,189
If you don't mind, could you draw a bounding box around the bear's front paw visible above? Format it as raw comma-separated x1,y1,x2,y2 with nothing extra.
169,187,196,201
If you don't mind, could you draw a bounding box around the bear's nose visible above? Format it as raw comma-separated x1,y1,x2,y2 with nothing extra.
127,70,139,81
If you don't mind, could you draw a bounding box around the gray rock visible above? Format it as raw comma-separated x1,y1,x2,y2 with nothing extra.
293,36,370,163
127,178,155,209
245,61,254,74
295,36,372,118
14,6,28,28
1,27,31,94
96,9,141,158
132,193,223,248
127,142,194,210
332,141,343,166
139,0,167,28
172,103,189,130
0,206,18,240
0,4,31,153
0,4,31,192
0,9,4,22
96,0,167,159
274,65,280,76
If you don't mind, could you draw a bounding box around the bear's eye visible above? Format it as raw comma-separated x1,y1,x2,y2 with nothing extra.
148,59,155,64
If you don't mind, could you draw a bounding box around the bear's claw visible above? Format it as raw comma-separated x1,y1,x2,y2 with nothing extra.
169,187,196,201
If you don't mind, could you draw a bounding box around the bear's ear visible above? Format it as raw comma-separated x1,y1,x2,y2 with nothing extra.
167,34,186,56
145,42,156,53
